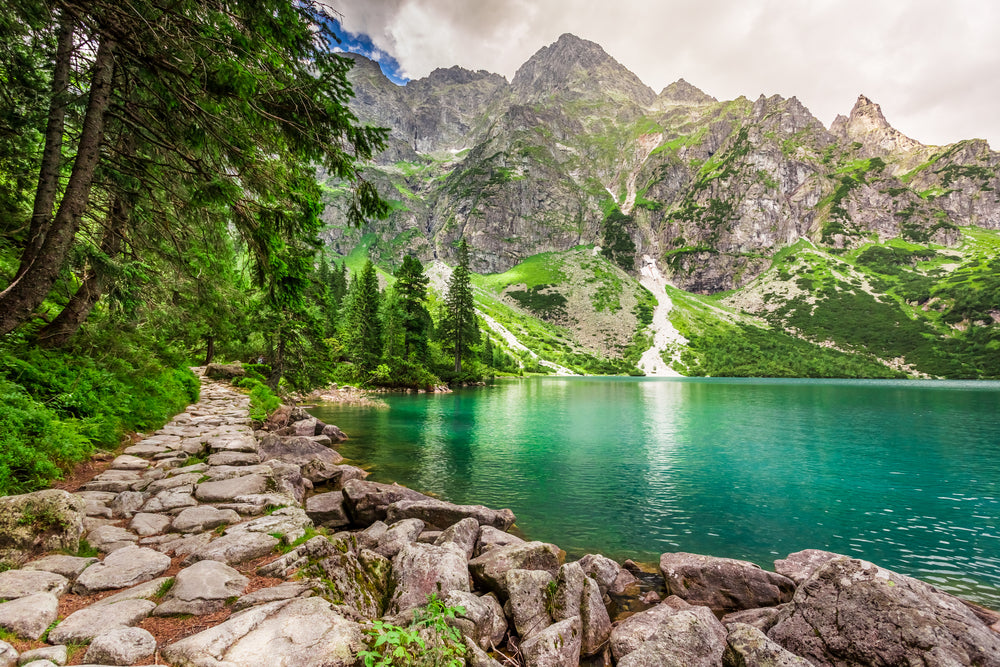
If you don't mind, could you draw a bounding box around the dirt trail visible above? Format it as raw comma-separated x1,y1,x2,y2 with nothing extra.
478,311,577,376
637,255,687,376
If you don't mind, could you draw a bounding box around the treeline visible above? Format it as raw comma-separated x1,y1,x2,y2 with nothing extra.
284,240,522,390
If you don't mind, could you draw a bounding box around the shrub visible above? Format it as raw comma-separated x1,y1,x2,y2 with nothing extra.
358,594,466,667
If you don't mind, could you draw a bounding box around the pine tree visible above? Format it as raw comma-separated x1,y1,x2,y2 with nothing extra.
393,255,432,360
342,260,382,374
441,240,480,374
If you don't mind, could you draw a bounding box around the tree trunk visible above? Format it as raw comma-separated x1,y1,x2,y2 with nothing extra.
36,195,128,347
16,14,75,280
0,36,116,336
204,335,215,365
453,333,462,374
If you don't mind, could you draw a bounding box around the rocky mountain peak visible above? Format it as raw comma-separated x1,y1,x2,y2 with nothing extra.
511,33,655,107
832,94,922,156
658,78,716,105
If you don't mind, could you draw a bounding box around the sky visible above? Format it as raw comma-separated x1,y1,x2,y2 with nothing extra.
323,0,999,149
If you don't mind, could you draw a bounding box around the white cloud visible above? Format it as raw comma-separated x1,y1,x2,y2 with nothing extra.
330,0,1000,147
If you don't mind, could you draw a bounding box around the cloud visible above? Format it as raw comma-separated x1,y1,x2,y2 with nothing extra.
326,0,999,147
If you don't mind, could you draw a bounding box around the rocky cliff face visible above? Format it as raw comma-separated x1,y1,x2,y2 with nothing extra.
325,35,1000,292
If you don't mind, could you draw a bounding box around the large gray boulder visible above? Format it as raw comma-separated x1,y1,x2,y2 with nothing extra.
474,525,525,557
171,506,241,533
162,598,365,667
84,626,157,666
73,546,170,594
580,576,612,657
610,596,726,665
195,474,269,502
305,491,350,529
444,590,507,650
0,592,58,640
385,498,516,531
206,362,246,380
767,556,1000,667
186,531,280,566
434,517,480,560
314,547,391,618
660,552,795,614
0,569,69,599
257,434,344,483
520,616,582,667
21,554,96,580
374,518,425,559
389,542,470,614
468,541,563,596
0,490,86,562
154,560,249,616
723,623,813,667
341,479,432,525
506,569,554,639
48,598,156,644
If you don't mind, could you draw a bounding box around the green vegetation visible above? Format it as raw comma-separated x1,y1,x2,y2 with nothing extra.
359,594,466,667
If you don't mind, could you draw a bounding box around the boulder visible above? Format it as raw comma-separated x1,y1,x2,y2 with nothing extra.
444,590,507,650
723,623,813,667
474,525,525,557
48,598,156,644
171,506,241,533
660,552,796,614
205,434,257,454
305,491,350,529
84,626,157,666
469,541,564,596
434,517,480,561
224,506,311,544
73,546,170,594
611,596,727,667
140,487,198,513
551,562,586,621
321,423,348,441
111,455,150,471
374,519,425,559
162,598,365,667
385,498,516,531
257,434,344,482
154,560,249,616
85,524,139,552
16,645,65,666
773,549,841,585
580,576,612,657
520,616,582,667
341,479,433,525
506,569,554,639
206,451,261,467
195,474,270,502
767,556,1000,667
720,604,788,633
0,569,69,599
0,592,58,640
576,553,621,597
129,512,172,537
0,490,86,560
0,640,17,667
389,542,470,614
233,582,313,611
93,577,172,606
292,417,320,436
109,491,146,518
22,554,96,580
314,548,391,618
205,363,245,380
187,531,279,566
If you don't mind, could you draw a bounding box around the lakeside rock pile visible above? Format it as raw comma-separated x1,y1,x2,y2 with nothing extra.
0,372,998,666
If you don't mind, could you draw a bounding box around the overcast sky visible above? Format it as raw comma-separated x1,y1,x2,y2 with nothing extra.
326,0,999,149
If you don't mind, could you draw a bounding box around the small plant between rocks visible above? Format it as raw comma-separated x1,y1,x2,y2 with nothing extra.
358,593,466,667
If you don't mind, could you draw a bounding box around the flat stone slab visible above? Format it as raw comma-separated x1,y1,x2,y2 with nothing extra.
146,473,205,494
171,506,241,534
305,492,349,529
386,498,516,531
84,626,157,666
0,592,59,640
111,455,151,471
207,452,261,467
195,475,269,502
93,577,172,606
130,512,172,537
49,598,156,644
18,645,67,666
205,435,257,453
22,554,97,580
224,507,311,543
233,582,313,611
155,560,248,616
85,524,139,552
162,598,365,667
141,487,198,513
0,569,69,599
73,546,171,594
187,532,279,566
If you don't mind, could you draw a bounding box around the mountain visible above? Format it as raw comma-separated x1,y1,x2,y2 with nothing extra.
321,34,1000,378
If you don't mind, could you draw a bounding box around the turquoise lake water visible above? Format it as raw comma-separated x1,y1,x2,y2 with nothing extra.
309,377,1000,608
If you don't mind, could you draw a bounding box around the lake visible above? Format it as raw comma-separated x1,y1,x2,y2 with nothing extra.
309,377,1000,609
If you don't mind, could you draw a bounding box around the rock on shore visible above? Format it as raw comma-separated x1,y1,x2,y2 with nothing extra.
0,371,997,666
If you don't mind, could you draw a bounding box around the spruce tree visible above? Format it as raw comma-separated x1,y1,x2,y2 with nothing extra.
393,255,432,360
342,260,382,374
442,240,480,374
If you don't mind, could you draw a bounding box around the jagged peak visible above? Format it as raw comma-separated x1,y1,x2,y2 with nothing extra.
511,33,655,106
836,94,923,155
658,78,716,105
849,94,891,130
421,65,507,87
